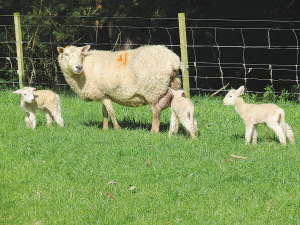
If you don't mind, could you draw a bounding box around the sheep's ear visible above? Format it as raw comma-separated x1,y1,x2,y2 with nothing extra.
57,47,64,54
12,89,22,94
32,88,36,91
181,91,187,98
82,45,90,54
236,86,245,96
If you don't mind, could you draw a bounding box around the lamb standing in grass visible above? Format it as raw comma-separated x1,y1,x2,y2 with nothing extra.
168,89,198,138
57,45,182,133
223,85,295,145
12,87,64,129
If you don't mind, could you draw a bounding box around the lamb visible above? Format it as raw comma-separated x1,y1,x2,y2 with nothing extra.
57,45,182,133
12,87,64,129
223,85,295,145
168,89,198,138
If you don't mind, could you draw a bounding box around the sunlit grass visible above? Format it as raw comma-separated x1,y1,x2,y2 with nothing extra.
1,89,299,224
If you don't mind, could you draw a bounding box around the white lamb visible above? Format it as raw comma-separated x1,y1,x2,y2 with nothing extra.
223,85,295,145
12,87,64,129
168,89,198,138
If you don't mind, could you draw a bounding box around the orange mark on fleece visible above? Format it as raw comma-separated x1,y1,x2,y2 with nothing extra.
65,46,71,49
117,52,128,66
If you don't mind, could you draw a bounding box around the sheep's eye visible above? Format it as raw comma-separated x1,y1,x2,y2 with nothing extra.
24,94,26,96
229,96,232,98
65,53,69,57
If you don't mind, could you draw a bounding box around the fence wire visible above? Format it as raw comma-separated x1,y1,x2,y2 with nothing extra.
1,15,300,100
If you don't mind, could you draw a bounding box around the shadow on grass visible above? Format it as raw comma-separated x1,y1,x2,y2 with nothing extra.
82,116,171,132
230,133,280,144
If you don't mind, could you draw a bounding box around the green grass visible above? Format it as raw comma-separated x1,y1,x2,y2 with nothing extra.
1,89,300,224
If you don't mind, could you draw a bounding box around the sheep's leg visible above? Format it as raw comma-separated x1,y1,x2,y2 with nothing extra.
102,105,109,130
174,117,179,134
252,124,258,144
101,98,121,130
168,111,177,137
150,103,161,133
285,123,295,144
29,112,36,129
24,112,31,128
43,109,53,127
192,118,198,137
181,115,194,138
245,123,254,144
267,122,286,145
46,105,64,127
52,112,64,127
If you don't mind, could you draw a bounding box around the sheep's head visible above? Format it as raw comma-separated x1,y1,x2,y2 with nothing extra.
170,89,187,98
12,87,36,103
57,45,90,75
223,85,244,106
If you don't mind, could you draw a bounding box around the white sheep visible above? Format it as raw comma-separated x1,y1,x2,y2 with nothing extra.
223,85,295,145
168,89,198,138
57,45,182,133
12,87,64,129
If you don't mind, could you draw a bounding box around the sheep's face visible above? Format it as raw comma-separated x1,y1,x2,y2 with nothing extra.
57,45,90,75
170,89,187,98
223,86,245,106
174,90,187,98
12,87,36,103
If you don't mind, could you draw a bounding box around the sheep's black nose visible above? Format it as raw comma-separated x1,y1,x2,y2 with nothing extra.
76,65,82,70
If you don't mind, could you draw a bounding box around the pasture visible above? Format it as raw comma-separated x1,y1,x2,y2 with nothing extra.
1,89,300,224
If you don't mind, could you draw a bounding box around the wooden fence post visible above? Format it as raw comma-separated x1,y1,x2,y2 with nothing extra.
14,12,25,88
178,13,190,99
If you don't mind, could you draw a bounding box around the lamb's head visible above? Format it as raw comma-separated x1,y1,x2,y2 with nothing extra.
57,45,90,75
170,89,187,98
12,87,36,103
223,85,244,106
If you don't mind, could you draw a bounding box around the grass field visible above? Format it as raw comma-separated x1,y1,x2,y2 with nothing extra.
1,89,300,224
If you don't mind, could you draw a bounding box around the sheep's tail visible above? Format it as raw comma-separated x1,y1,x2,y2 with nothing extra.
279,109,295,144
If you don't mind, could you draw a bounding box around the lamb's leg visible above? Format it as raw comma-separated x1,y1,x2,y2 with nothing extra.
252,124,258,144
267,122,286,145
285,123,295,144
245,123,254,144
168,111,177,137
150,103,161,133
192,118,198,138
101,98,121,130
29,112,36,129
46,105,64,127
43,109,53,127
174,117,179,134
180,115,194,138
24,112,31,128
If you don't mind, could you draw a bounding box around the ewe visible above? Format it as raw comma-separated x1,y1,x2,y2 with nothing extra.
168,89,198,138
57,45,182,133
223,85,295,145
13,87,64,129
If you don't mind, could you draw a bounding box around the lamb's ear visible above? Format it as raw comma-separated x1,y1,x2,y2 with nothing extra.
12,89,22,94
57,47,64,54
236,86,245,96
81,45,90,55
181,91,187,98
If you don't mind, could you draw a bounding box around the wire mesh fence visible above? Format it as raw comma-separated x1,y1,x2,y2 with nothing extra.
1,15,300,99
